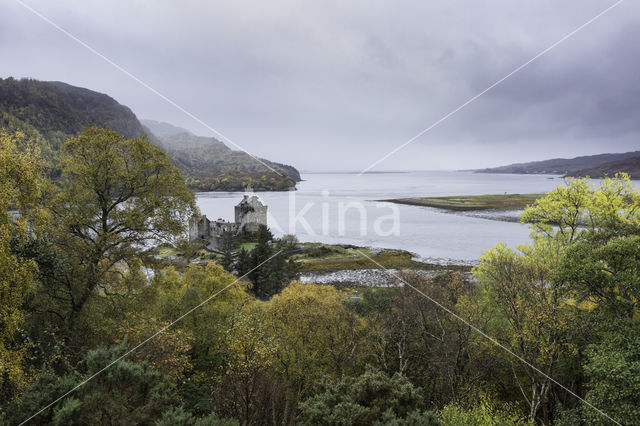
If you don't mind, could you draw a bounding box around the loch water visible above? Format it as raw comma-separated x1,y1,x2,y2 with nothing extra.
196,171,596,264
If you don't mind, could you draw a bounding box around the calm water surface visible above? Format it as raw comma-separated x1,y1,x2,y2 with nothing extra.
196,171,584,263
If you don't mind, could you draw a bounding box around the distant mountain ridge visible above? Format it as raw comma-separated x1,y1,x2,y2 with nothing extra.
0,77,300,190
568,156,640,179
477,150,640,176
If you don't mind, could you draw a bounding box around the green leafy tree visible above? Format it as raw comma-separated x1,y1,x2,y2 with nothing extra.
558,236,640,320
151,264,249,375
85,263,249,385
554,218,640,424
247,225,275,298
213,303,277,424
0,131,45,405
521,174,640,244
521,178,593,244
265,282,366,421
580,319,640,425
438,396,527,426
40,126,196,326
474,242,576,423
215,283,367,424
474,174,640,423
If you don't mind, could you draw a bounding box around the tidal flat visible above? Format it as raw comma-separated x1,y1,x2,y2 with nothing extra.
379,193,544,212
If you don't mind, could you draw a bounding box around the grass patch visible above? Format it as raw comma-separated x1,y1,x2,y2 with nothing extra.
154,246,178,259
294,243,469,273
153,241,472,276
381,193,544,211
239,242,257,252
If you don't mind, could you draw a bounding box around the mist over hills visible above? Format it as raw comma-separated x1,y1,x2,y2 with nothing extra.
141,119,193,137
142,119,301,185
0,77,300,190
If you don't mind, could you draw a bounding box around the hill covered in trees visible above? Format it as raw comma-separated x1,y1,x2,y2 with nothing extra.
142,119,301,191
476,150,640,175
567,155,640,179
0,77,300,190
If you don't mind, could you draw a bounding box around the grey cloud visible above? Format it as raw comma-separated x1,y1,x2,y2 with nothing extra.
0,0,637,171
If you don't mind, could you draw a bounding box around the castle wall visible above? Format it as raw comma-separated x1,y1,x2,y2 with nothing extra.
207,220,239,250
189,215,210,241
188,196,268,250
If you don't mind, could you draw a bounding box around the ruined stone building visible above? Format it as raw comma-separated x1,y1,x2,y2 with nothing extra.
189,195,267,250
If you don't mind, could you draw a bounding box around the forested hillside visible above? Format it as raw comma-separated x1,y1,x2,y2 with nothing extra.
0,77,151,176
568,155,640,179
0,77,300,190
143,119,301,191
0,78,147,138
477,150,640,175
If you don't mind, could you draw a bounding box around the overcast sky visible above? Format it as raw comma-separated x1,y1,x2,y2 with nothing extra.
1,0,638,171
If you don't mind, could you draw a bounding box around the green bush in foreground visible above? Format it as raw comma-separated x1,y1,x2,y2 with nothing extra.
298,366,440,425
7,344,176,425
438,398,527,426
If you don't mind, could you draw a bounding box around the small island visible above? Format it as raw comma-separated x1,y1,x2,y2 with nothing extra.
380,193,544,212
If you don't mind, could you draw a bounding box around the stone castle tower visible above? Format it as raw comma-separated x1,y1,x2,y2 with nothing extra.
235,195,268,233
189,195,268,250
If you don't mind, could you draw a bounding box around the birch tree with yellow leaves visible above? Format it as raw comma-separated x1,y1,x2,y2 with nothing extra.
0,131,45,404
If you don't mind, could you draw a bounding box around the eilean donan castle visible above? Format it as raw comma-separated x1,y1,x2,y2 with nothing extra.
189,195,267,250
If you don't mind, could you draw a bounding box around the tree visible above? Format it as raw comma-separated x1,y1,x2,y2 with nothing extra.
438,396,527,426
521,178,593,244
474,242,576,423
548,181,640,424
153,264,249,372
558,236,640,320
88,263,249,384
473,175,640,423
263,282,366,421
0,131,45,405
298,366,441,425
219,230,237,272
213,303,278,425
247,225,275,299
7,344,178,425
580,319,640,425
521,174,640,244
244,225,298,300
40,126,196,326
235,248,252,278
215,283,368,424
356,272,494,406
156,406,239,426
